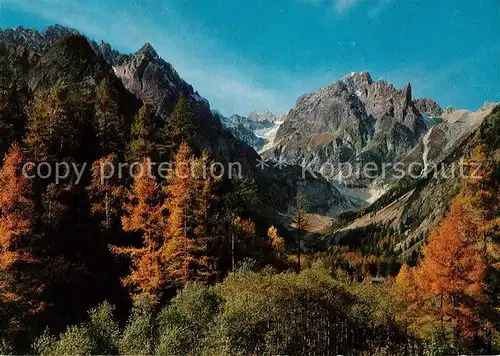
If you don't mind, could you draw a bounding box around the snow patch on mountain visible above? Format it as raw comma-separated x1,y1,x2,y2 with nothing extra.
258,121,284,152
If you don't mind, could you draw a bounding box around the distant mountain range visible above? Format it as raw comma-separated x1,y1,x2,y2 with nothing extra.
215,110,284,152
1,24,498,256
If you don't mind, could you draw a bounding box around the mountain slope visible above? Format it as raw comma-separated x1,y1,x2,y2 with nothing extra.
332,105,500,257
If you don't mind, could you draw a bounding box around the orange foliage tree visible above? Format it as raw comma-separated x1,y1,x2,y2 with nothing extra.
267,226,285,256
0,143,44,320
162,143,212,285
463,146,500,271
419,197,485,342
397,196,487,351
116,144,216,298
114,157,166,295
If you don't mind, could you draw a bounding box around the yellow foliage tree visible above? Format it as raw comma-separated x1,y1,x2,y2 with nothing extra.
267,226,285,256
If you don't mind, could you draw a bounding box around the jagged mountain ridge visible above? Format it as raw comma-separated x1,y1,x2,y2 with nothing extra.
0,24,128,65
0,25,362,223
263,72,431,187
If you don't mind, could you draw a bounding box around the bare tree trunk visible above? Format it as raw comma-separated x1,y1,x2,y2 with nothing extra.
105,190,109,229
231,231,235,271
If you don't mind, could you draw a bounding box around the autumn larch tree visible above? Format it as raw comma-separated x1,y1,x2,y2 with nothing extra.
460,145,500,350
0,143,44,329
403,197,486,352
267,226,285,257
116,157,167,296
162,143,212,285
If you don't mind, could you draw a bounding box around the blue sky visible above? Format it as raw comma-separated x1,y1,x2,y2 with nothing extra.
1,0,499,116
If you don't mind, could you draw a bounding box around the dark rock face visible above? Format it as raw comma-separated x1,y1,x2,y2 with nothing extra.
264,72,428,184
113,43,209,119
1,25,124,64
413,98,443,117
28,34,141,115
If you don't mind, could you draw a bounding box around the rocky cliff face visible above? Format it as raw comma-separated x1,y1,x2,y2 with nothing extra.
249,110,286,123
380,101,498,184
263,72,428,187
113,43,210,119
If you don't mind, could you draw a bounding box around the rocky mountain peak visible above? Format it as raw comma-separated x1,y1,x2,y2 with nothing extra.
112,40,207,120
136,42,159,60
403,82,412,106
263,71,430,193
249,110,281,122
43,24,79,40
341,71,373,88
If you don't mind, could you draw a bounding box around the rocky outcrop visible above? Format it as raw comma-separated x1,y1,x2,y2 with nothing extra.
249,110,286,123
384,101,498,181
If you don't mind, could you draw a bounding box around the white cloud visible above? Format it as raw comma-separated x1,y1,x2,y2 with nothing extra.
333,0,360,14
300,0,393,18
368,0,395,19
